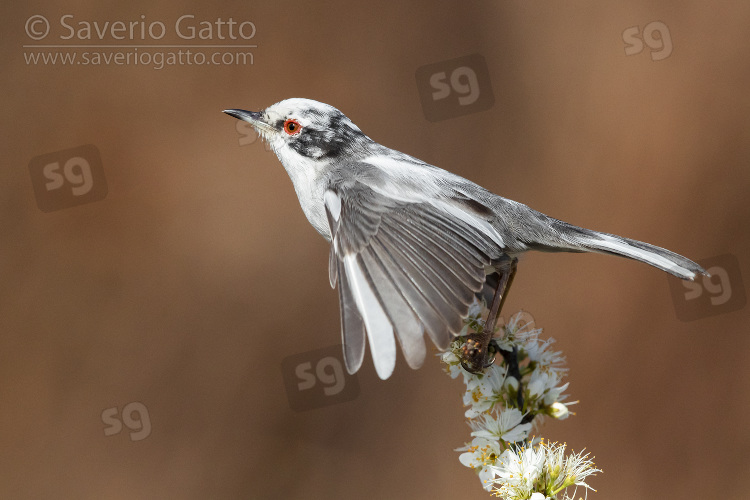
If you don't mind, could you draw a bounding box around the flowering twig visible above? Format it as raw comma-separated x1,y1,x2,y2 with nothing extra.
440,303,601,499
499,346,526,417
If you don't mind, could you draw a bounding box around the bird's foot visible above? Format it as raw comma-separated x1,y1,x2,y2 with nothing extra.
460,335,499,374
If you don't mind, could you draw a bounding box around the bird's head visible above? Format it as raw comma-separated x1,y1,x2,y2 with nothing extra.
224,98,373,165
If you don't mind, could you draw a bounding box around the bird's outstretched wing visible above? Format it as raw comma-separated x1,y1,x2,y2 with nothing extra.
324,176,503,379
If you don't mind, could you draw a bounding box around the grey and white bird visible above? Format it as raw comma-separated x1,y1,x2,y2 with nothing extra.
224,98,706,380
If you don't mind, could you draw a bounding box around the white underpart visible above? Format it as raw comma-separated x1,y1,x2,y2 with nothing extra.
586,234,694,278
273,141,331,238
343,255,397,379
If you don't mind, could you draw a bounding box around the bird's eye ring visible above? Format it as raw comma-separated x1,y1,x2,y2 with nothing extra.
283,119,302,135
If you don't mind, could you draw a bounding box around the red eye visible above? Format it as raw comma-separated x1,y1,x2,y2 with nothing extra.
283,119,302,135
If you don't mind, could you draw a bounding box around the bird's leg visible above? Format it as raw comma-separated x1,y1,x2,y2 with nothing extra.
461,258,518,374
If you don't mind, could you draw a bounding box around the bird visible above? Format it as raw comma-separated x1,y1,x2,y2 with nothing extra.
223,98,707,380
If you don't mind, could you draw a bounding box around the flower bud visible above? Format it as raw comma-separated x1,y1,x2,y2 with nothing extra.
549,402,569,420
504,376,519,391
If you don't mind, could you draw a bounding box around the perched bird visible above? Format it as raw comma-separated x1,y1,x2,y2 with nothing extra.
224,98,706,380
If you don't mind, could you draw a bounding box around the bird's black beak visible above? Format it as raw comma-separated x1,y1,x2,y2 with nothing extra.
223,109,275,133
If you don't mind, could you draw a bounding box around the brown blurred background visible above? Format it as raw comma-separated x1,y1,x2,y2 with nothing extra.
2,1,749,499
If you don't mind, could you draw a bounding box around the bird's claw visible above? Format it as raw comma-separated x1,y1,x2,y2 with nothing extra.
460,337,499,374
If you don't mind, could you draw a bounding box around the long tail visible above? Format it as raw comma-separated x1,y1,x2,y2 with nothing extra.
529,217,708,280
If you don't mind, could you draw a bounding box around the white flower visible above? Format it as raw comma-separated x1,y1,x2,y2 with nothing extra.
527,369,569,406
562,447,601,491
543,380,569,406
524,337,566,370
496,311,537,351
542,441,601,497
440,349,465,379
470,408,532,444
457,437,502,491
504,375,519,392
466,298,485,322
440,310,599,497
549,402,569,420
491,441,601,500
463,364,507,418
458,298,487,336
527,370,555,398
491,445,546,499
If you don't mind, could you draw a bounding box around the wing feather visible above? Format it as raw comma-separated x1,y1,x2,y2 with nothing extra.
336,259,366,374
368,237,454,350
329,245,338,288
375,229,469,332
342,254,397,379
324,168,503,378
381,219,478,306
383,215,485,284
359,246,426,369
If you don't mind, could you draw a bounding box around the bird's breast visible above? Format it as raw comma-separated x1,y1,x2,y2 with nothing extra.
277,156,331,241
